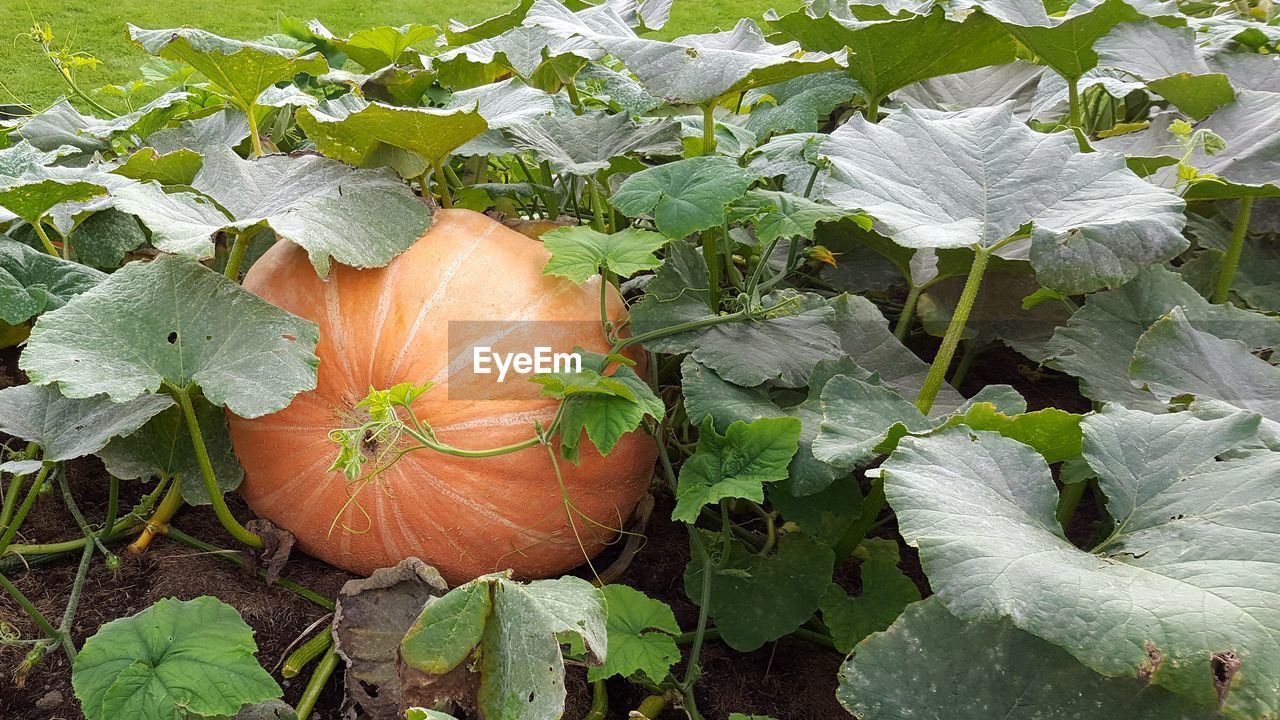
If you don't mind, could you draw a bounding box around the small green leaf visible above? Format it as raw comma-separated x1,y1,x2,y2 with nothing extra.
542,226,668,282
401,581,493,675
21,254,319,419
556,365,664,461
611,156,758,239
683,532,835,651
730,189,868,243
588,584,680,682
72,596,281,720
66,210,147,270
673,417,801,523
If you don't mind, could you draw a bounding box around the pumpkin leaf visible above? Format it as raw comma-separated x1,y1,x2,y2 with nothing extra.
72,596,281,720
542,226,668,281
0,237,105,324
20,254,319,419
1045,266,1280,409
400,573,606,720
0,384,174,462
507,111,682,177
880,408,1280,716
115,145,432,275
13,94,191,153
672,416,801,523
682,356,863,495
97,396,244,504
555,365,664,461
683,532,835,652
66,209,148,270
528,1,841,105
611,156,758,239
127,25,327,113
819,538,920,652
111,148,204,186
299,95,487,180
1131,306,1280,424
1094,20,1234,120
768,6,1016,106
335,24,440,69
335,558,448,718
587,584,680,682
799,103,1187,293
0,175,108,227
728,189,869,243
741,71,864,142
839,597,1220,719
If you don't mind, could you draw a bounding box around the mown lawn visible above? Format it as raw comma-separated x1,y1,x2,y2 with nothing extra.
0,0,798,111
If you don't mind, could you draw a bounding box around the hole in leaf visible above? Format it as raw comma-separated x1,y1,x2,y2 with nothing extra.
205,335,212,341
282,334,297,342
166,332,178,344
1211,650,1241,708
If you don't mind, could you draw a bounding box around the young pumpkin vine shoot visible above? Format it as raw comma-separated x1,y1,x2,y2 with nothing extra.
0,1,1279,719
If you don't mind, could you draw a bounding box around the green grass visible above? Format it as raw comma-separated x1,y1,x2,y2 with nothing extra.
0,0,799,111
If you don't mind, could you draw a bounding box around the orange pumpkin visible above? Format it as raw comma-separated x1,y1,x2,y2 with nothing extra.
227,209,656,584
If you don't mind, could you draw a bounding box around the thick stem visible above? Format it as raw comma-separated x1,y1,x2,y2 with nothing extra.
104,477,119,537
612,308,749,355
283,629,334,678
56,541,94,660
294,645,339,719
864,94,882,122
566,80,583,112
1056,480,1088,531
1212,197,1253,304
682,528,714,689
584,680,608,720
589,174,607,233
702,230,721,311
915,248,990,415
129,480,182,554
4,523,140,557
31,221,60,257
246,107,266,158
1067,78,1082,130
701,103,716,155
838,478,884,558
893,284,922,340
634,695,668,720
540,160,560,218
0,462,52,556
0,446,35,528
170,386,264,549
223,230,250,281
431,157,453,208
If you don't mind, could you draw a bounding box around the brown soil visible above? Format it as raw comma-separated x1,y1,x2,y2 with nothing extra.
0,332,1088,720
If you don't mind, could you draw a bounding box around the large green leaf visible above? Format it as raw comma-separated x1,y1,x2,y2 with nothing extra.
964,0,1177,83
400,573,606,720
742,72,864,142
0,237,105,324
673,416,801,522
768,6,1016,106
114,145,432,275
0,384,174,462
881,407,1280,717
894,60,1043,113
839,597,1219,719
66,209,148,270
0,174,108,227
611,156,758,239
1045,266,1280,408
14,93,190,154
21,254,319,419
528,1,841,104
1131,307,1280,424
588,584,680,682
1094,20,1234,120
797,103,1186,293
298,95,487,179
72,596,281,720
507,111,681,177
127,26,327,112
683,532,835,652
